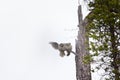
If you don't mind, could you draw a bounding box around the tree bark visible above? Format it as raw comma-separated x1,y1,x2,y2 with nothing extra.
75,5,91,80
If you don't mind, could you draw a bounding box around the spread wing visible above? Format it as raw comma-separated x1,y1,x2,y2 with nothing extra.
49,42,59,49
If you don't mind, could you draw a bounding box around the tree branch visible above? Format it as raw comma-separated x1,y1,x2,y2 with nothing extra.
71,51,78,56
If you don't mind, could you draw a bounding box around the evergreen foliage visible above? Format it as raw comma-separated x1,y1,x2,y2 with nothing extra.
86,0,120,79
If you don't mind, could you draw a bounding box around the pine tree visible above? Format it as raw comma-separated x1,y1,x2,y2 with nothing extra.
87,0,120,79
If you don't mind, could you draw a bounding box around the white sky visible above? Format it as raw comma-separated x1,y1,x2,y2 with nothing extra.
0,0,101,80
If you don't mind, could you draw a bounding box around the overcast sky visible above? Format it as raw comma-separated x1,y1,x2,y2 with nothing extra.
0,0,101,80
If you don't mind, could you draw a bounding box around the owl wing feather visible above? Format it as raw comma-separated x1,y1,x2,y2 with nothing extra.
49,42,59,49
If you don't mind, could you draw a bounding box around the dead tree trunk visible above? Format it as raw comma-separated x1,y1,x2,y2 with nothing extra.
75,5,91,80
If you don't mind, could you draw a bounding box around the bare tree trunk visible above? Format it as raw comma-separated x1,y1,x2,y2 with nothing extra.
75,5,91,80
